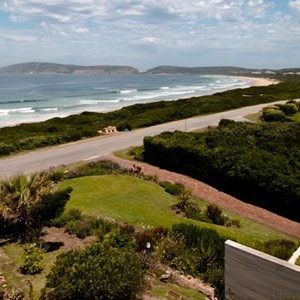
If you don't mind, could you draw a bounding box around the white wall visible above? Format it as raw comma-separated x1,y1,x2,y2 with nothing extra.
225,240,300,300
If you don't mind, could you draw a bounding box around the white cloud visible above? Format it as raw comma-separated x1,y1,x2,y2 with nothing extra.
136,36,164,44
73,27,89,33
0,1,300,68
289,0,300,12
247,0,266,18
0,30,38,42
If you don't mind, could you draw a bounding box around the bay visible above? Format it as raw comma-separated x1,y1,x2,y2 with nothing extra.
0,74,251,128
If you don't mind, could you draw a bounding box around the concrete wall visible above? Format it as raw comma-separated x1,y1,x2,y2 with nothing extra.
225,240,300,300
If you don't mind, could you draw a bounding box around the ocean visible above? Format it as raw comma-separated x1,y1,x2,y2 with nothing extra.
0,74,252,128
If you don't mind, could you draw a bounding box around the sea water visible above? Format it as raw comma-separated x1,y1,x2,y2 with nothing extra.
0,74,252,128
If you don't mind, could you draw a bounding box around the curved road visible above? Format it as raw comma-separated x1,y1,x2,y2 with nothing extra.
0,101,284,178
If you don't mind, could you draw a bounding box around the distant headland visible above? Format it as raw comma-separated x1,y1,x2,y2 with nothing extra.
0,62,300,76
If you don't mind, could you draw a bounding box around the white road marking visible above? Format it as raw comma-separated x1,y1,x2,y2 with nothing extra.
83,155,103,161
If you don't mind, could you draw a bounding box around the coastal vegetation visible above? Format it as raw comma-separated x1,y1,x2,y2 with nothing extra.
260,99,300,122
1,160,298,299
143,120,300,222
1,78,300,156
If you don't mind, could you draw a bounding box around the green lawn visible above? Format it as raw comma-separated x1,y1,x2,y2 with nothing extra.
244,112,261,122
60,175,181,228
290,112,300,121
59,175,289,244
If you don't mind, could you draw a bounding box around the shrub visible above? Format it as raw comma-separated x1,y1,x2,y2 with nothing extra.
205,205,224,225
0,143,12,156
95,220,117,242
65,220,93,238
263,239,298,260
159,181,185,196
48,170,65,182
135,226,169,252
224,217,241,228
103,228,135,248
128,146,144,161
173,189,192,211
51,208,82,227
278,103,298,115
184,202,203,221
170,223,228,299
261,109,286,122
20,244,45,275
41,244,145,300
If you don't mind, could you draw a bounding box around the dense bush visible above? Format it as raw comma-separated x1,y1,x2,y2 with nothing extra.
41,244,145,300
143,121,300,221
278,103,298,115
261,108,286,122
261,100,300,122
20,244,45,275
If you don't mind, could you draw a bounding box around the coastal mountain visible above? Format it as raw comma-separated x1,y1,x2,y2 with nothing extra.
145,65,300,76
0,62,139,75
0,62,300,76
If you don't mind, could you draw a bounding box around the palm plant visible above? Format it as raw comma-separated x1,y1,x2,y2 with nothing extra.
0,172,53,243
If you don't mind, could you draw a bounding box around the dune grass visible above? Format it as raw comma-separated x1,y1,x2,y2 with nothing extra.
58,175,289,244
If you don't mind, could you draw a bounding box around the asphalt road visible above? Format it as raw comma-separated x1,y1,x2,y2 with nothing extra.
0,101,284,178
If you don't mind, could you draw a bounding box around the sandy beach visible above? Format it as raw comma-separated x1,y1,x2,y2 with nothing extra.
240,76,280,87
210,75,280,87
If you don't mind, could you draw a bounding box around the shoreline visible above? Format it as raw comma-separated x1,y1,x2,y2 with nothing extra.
235,76,280,87
0,75,279,129
208,75,280,87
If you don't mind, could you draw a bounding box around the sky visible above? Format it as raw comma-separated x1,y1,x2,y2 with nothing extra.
0,0,300,71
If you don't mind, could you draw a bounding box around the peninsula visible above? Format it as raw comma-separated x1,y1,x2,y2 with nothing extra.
1,62,300,76
0,62,139,75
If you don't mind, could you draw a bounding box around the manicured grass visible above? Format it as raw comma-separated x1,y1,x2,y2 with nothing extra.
244,112,261,122
114,147,137,161
290,112,300,121
59,175,289,244
60,175,181,228
296,256,300,266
